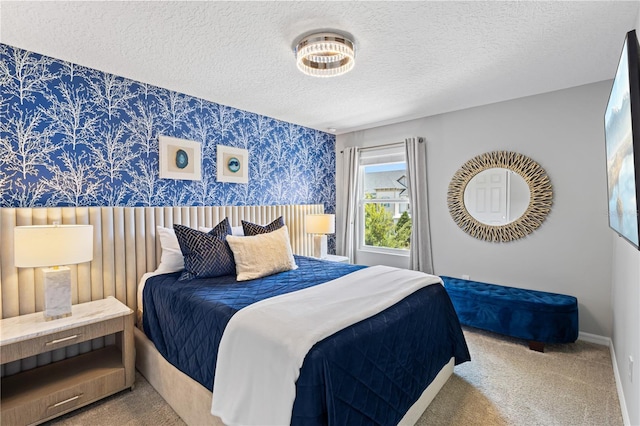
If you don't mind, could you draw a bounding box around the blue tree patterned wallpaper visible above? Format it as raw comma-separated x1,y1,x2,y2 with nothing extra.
0,44,336,216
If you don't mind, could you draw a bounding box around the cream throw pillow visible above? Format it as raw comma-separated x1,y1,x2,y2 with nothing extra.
226,226,297,281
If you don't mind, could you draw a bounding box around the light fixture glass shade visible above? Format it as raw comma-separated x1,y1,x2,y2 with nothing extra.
305,214,335,234
295,32,355,77
14,225,94,267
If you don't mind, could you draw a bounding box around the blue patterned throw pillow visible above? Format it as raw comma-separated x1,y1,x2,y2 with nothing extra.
242,216,285,236
174,219,234,281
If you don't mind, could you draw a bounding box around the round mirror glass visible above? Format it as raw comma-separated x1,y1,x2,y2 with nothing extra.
463,168,530,225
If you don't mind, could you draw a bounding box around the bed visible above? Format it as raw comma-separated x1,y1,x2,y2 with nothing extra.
137,219,470,425
0,205,470,425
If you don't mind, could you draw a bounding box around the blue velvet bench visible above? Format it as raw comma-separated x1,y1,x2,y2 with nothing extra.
441,276,578,352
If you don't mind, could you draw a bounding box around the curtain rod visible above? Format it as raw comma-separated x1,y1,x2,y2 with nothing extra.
340,138,423,154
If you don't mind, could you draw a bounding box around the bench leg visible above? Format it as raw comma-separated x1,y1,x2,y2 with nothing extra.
528,341,545,352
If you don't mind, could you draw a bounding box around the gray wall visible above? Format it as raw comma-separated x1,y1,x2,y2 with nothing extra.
337,81,615,337
612,234,639,425
610,13,640,426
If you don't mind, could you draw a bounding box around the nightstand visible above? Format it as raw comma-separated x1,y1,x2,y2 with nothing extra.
0,297,135,425
323,254,350,264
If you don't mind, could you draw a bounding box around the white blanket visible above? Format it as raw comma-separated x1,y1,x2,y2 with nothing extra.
210,265,442,425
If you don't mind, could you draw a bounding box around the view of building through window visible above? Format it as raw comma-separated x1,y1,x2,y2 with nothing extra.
361,162,411,250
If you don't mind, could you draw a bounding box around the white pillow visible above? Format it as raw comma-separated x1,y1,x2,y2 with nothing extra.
226,226,297,281
198,225,244,236
155,226,184,273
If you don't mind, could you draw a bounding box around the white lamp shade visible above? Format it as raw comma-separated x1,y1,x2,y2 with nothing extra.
305,214,335,234
14,225,94,267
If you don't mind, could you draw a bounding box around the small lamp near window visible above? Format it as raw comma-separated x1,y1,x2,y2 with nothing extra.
305,214,335,259
14,224,93,321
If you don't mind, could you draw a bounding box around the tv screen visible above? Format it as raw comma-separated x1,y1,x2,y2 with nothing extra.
604,29,640,250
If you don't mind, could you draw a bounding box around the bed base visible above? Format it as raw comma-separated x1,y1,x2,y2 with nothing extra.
134,327,223,426
134,327,454,426
399,357,455,425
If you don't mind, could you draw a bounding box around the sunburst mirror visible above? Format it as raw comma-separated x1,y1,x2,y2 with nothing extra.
447,151,553,242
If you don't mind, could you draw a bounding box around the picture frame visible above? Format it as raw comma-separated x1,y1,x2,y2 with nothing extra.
217,145,249,184
159,136,202,181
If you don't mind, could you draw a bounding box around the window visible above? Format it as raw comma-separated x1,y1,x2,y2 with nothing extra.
359,145,411,253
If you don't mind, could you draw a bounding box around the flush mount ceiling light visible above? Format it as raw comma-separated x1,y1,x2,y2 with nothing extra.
294,32,355,77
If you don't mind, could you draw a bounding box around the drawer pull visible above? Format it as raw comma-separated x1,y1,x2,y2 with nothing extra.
51,394,82,408
45,334,80,346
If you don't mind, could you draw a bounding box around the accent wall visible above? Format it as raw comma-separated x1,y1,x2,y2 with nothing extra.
0,44,336,216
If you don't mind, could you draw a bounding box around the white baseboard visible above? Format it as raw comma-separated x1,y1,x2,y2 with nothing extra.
610,343,631,426
577,332,630,425
577,331,611,346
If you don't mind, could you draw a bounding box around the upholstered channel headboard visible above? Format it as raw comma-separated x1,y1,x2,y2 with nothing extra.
0,204,324,321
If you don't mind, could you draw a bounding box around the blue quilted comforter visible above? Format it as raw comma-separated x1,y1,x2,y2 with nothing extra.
143,256,470,425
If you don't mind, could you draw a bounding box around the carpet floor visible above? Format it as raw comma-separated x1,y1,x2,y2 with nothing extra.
45,327,623,426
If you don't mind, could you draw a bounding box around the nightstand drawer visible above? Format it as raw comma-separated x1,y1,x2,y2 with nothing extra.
4,370,125,426
1,346,125,426
1,317,124,364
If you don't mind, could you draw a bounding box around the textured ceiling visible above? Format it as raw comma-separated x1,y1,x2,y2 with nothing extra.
1,1,639,134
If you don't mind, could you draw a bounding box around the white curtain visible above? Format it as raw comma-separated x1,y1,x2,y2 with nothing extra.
338,146,360,263
405,137,434,274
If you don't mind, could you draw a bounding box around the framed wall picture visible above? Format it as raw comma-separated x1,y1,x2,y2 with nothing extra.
159,136,202,181
217,145,249,184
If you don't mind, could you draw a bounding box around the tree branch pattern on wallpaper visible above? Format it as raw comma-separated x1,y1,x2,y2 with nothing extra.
0,44,336,214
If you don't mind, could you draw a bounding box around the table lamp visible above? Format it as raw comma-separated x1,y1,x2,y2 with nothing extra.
14,224,93,320
305,214,335,259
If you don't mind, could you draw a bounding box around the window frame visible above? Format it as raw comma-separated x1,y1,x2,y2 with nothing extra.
357,150,410,257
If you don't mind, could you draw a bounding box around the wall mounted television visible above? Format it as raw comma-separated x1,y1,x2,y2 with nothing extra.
604,29,640,250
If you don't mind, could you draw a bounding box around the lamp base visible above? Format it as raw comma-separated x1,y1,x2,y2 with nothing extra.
313,235,328,259
42,267,72,321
